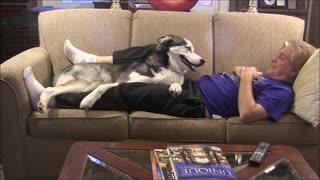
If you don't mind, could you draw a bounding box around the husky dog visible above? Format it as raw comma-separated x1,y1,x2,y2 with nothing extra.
38,35,205,112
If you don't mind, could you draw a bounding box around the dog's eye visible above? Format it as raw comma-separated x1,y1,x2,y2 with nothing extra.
185,46,192,51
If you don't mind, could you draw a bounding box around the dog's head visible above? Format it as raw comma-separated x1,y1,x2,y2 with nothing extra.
155,35,205,74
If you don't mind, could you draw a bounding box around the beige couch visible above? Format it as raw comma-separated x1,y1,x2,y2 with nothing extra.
1,9,319,179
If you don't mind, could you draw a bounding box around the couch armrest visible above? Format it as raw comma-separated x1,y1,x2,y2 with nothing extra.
0,47,51,178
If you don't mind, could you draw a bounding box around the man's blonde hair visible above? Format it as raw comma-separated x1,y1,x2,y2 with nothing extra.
285,39,316,71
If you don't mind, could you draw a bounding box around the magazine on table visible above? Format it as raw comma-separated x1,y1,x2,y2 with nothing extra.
166,144,238,180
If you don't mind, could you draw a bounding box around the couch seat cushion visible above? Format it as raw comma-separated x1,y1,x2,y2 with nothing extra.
28,109,129,140
226,113,319,145
129,111,226,142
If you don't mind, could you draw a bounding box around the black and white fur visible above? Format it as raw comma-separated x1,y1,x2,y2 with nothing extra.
38,35,205,112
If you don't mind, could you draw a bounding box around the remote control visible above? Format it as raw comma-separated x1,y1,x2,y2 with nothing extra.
248,142,271,166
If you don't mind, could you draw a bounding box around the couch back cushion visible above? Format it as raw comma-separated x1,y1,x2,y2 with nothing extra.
38,9,133,75
291,49,319,127
214,12,305,73
131,10,214,80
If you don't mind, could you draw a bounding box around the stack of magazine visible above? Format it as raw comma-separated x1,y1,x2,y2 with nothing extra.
151,144,238,180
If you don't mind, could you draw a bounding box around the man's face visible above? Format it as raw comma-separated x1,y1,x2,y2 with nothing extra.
266,46,298,82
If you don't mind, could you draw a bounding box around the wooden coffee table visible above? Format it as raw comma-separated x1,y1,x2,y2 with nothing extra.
58,141,318,180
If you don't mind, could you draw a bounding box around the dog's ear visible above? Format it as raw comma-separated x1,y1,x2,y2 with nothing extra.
155,35,174,53
157,35,174,44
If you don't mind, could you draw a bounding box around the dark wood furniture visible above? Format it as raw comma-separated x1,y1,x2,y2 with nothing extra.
229,0,319,47
59,141,319,180
93,0,129,9
0,0,39,63
93,0,153,12
0,0,36,19
231,0,309,21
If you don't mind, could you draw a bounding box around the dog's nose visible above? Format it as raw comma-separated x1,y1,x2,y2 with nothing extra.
200,59,205,65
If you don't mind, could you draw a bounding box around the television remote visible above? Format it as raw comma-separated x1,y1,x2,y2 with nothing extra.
248,142,271,166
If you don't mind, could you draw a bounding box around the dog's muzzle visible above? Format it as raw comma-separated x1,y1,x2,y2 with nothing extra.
180,55,205,71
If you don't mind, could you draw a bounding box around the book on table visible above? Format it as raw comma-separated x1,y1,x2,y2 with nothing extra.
150,150,165,180
152,149,176,180
166,144,238,180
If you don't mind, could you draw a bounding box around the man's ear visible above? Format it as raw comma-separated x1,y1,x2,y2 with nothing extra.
290,68,300,78
292,70,299,76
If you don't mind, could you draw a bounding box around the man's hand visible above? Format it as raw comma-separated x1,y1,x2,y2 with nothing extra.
231,66,243,76
240,66,263,81
232,66,262,80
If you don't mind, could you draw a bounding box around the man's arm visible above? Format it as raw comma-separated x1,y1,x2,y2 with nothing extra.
237,67,267,122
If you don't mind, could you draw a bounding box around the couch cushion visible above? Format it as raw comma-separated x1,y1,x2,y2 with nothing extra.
226,113,319,145
291,49,319,127
131,10,214,80
129,111,226,142
38,9,133,74
28,109,129,140
214,12,305,73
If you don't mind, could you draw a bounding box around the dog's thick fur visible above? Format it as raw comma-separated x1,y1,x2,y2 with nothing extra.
38,35,205,112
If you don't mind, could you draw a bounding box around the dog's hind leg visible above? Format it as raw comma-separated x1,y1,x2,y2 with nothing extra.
80,73,156,109
80,83,120,109
38,81,98,113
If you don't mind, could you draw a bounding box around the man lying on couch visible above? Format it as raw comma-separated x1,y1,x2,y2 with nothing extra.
23,39,316,123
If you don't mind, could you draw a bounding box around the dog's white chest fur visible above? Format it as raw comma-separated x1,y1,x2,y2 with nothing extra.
153,69,184,85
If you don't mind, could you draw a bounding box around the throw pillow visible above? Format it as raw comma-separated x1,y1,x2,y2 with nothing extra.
291,49,319,127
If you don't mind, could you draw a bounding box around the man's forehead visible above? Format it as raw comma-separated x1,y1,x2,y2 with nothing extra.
280,46,295,56
278,46,296,62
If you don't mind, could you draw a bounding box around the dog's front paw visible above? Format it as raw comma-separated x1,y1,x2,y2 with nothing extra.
169,83,182,97
37,87,53,113
37,101,47,113
80,94,96,109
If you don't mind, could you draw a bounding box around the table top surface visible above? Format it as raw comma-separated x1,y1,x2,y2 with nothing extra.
58,141,319,180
